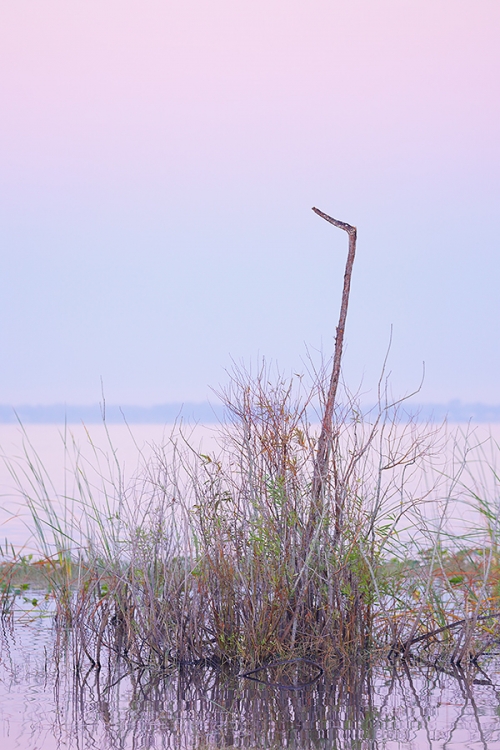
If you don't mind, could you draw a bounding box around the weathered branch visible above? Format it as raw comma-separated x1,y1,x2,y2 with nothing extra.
311,207,357,503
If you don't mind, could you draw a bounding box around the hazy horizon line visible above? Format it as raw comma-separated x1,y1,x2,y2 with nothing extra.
1,401,500,424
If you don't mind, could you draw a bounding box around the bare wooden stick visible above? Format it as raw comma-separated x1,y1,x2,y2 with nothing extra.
311,207,357,503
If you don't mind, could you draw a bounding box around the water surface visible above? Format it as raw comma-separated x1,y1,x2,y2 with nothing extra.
2,595,500,749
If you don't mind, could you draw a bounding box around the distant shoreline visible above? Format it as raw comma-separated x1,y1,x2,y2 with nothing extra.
1,401,500,424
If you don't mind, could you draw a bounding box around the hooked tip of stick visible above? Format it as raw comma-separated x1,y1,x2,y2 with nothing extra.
312,206,337,221
311,207,357,235
312,206,332,221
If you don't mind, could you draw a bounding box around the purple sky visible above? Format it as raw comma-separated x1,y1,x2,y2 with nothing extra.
1,1,499,406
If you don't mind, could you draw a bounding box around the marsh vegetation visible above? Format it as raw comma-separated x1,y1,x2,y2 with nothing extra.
2,358,500,679
2,211,500,750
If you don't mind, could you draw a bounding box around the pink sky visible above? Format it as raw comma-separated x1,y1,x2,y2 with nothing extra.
2,2,498,179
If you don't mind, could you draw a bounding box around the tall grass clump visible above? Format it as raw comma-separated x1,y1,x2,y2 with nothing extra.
185,364,437,666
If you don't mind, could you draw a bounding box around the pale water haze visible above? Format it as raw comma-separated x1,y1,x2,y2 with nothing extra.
0,1,499,407
2,421,500,554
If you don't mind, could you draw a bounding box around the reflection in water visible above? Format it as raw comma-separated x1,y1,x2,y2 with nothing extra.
2,614,500,749
48,657,377,749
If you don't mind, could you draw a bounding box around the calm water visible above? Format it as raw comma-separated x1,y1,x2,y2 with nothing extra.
2,593,500,749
